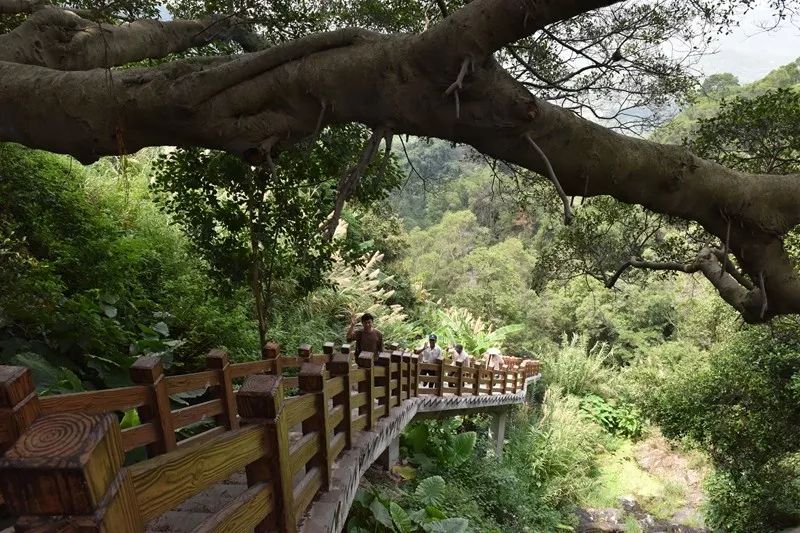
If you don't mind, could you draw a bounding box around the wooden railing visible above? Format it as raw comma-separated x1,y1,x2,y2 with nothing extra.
0,344,539,532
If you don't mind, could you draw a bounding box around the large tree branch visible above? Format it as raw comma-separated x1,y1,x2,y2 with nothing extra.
0,0,798,322
0,6,252,69
606,248,760,320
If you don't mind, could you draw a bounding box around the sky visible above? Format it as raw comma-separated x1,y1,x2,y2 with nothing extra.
697,4,800,82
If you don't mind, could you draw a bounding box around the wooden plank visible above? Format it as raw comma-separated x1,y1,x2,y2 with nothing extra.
130,424,268,522
285,394,318,428
329,432,346,462
441,387,458,394
177,425,226,449
351,392,366,408
373,405,387,418
372,366,387,378
191,482,273,533
325,376,345,397
352,369,366,381
289,431,320,476
328,404,344,429
172,399,224,429
121,422,158,452
39,386,149,415
229,360,271,379
292,466,322,518
284,377,299,389
374,386,387,398
351,414,367,433
164,371,219,395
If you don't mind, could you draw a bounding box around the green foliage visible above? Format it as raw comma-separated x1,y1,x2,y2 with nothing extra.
580,395,644,439
347,478,469,533
0,144,258,389
402,419,477,470
505,390,609,509
540,335,615,397
690,88,800,174
641,319,800,531
415,305,523,357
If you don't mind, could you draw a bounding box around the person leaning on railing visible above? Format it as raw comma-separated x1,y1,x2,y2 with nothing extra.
483,347,504,370
419,334,442,388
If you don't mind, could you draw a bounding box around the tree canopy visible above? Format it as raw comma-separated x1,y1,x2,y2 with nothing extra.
1,0,800,322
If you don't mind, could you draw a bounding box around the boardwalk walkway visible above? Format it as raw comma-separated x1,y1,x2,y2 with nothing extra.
0,345,539,533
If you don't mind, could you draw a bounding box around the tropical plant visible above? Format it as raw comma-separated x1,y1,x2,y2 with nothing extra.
580,394,644,439
347,477,469,533
402,419,477,471
417,305,523,356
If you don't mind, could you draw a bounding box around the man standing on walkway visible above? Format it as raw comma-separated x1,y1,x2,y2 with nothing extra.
346,312,383,356
420,334,442,388
451,344,471,367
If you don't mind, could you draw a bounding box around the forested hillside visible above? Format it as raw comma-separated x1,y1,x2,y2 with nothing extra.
1,45,799,533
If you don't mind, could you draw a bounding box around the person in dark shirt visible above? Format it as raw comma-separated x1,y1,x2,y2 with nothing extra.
346,312,383,356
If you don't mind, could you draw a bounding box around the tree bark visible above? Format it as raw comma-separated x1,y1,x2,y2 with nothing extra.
0,0,798,321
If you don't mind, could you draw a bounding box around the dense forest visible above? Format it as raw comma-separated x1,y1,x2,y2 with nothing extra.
2,53,799,531
2,0,800,530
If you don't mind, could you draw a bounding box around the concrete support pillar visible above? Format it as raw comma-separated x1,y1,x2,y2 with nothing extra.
491,410,508,458
377,436,400,470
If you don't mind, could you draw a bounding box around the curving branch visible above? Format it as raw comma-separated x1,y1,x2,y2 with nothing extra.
606,248,761,321
0,0,798,322
0,6,255,70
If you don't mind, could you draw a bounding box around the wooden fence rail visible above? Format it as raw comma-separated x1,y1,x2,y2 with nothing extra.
0,345,540,533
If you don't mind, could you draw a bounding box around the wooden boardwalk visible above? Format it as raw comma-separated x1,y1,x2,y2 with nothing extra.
0,344,539,533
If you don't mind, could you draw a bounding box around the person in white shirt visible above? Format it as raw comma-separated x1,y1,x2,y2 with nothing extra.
420,334,442,388
484,347,503,370
451,344,471,366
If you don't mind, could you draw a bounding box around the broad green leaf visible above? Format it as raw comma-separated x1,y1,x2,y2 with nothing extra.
391,464,417,480
153,321,170,337
369,499,394,529
449,431,476,466
389,502,413,533
100,303,117,318
415,476,445,507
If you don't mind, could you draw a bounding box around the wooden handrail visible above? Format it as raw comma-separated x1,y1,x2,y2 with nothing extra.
0,345,540,533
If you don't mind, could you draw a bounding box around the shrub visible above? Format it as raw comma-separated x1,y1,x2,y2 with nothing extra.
541,334,616,397
580,394,644,439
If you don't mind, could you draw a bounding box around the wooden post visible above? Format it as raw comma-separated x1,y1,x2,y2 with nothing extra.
323,342,335,363
411,352,420,397
340,343,351,355
237,374,295,533
299,363,332,491
403,353,413,400
0,412,143,532
375,352,391,415
130,356,176,455
264,340,280,375
391,351,403,407
298,344,312,364
473,364,482,396
357,353,375,430
457,362,464,396
501,370,508,394
328,353,353,450
0,366,41,454
437,359,445,396
488,368,495,396
206,349,239,431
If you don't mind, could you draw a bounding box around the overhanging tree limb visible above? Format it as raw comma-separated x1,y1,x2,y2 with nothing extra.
0,0,798,322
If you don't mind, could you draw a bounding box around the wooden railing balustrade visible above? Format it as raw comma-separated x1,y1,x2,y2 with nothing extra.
0,344,540,532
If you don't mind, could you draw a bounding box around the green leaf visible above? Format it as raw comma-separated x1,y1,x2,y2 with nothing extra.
449,431,476,466
120,409,140,429
153,321,170,337
100,303,117,318
415,476,445,507
369,499,394,529
391,464,417,480
423,518,469,533
389,502,413,533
